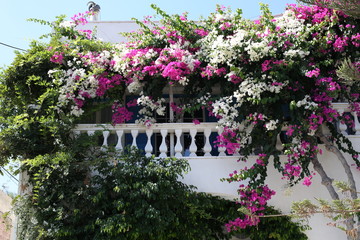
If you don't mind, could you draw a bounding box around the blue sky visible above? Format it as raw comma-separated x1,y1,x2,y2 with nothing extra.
0,0,298,193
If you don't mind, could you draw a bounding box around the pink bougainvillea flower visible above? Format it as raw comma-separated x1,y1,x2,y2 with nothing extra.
192,119,200,125
302,176,312,187
50,52,64,64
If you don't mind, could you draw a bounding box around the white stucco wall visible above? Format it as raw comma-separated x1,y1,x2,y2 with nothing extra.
182,136,360,240
79,21,140,43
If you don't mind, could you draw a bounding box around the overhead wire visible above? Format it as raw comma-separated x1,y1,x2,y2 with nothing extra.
0,42,26,51
0,166,19,183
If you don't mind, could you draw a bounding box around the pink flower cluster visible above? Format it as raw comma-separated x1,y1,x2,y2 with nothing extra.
225,185,275,231
71,12,90,26
112,103,134,124
255,153,267,166
247,113,265,125
200,66,227,79
308,113,324,130
288,4,335,24
215,127,241,155
283,141,322,183
122,47,201,84
305,68,320,78
96,74,124,96
50,52,64,64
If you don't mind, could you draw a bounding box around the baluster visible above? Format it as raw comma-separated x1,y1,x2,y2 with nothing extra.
73,130,81,138
189,129,198,157
276,133,283,151
338,109,348,135
174,129,183,158
101,131,110,149
115,130,124,151
353,112,360,135
159,129,168,158
217,128,226,156
203,128,212,156
131,130,139,148
87,130,95,136
145,129,154,157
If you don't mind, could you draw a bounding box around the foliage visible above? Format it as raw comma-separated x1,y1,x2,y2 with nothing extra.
337,58,360,82
12,141,308,240
0,2,359,239
291,181,360,238
241,207,310,240
0,15,114,167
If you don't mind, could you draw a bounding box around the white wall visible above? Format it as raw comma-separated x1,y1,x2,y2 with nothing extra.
80,21,140,43
182,136,360,240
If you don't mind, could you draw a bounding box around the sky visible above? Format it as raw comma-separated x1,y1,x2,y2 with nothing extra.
0,0,298,193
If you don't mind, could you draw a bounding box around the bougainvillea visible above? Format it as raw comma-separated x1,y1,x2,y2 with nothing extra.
1,2,359,237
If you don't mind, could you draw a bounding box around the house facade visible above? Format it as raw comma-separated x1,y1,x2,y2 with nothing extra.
69,21,360,240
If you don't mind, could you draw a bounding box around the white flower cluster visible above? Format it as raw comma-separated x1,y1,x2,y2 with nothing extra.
59,21,76,28
137,95,166,116
181,53,198,71
283,49,310,59
178,77,189,86
212,96,241,128
233,76,288,102
49,58,99,117
276,10,305,35
244,39,272,62
214,12,233,22
229,30,248,47
127,80,142,93
196,92,212,105
294,95,318,110
112,45,132,73
95,50,112,67
265,119,279,131
197,32,236,66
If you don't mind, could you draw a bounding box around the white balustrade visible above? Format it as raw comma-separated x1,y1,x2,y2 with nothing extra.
74,123,221,157
73,103,358,158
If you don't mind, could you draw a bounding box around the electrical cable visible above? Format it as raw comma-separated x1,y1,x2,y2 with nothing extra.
0,166,19,183
0,42,26,51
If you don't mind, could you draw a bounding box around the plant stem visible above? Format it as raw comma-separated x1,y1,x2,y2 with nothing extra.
316,132,358,200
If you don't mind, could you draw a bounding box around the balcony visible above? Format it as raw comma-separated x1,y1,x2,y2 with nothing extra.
74,122,224,158
74,103,360,159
